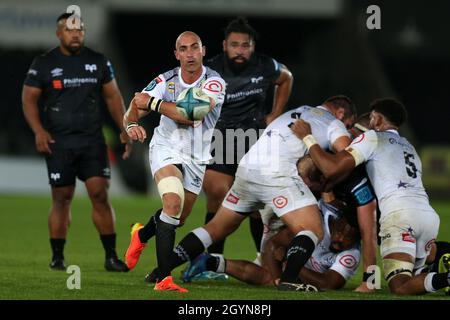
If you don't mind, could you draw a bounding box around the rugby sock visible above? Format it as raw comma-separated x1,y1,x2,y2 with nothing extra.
249,215,264,253
280,231,318,283
205,212,225,254
170,227,213,269
424,272,450,292
155,212,179,279
50,238,65,260
138,209,162,243
100,233,117,259
206,254,226,273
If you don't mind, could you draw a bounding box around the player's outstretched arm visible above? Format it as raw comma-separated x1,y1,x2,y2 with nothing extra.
299,268,346,290
266,65,293,124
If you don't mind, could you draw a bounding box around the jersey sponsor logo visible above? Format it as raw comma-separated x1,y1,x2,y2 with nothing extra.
28,69,37,76
85,64,97,73
50,173,61,181
203,79,224,93
352,132,365,144
63,78,97,87
51,68,63,77
144,77,162,92
52,80,63,89
402,232,416,243
102,167,111,177
380,233,391,242
251,76,263,84
273,196,288,209
226,88,263,101
339,254,357,269
226,193,239,204
168,81,175,92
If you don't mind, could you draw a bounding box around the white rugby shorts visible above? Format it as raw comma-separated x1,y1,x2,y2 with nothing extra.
222,167,317,217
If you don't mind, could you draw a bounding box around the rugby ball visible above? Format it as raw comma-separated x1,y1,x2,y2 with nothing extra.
176,87,211,121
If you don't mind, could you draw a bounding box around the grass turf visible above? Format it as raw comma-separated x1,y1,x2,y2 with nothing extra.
0,194,449,300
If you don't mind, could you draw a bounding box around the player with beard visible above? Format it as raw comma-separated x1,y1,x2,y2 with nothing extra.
22,12,131,272
202,17,293,268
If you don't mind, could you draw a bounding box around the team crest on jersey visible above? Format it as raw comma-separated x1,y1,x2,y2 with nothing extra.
273,196,288,209
85,64,97,73
203,79,223,93
52,80,63,89
339,254,357,268
145,77,162,92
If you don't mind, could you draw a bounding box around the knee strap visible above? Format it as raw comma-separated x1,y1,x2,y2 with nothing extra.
383,258,414,283
157,176,185,218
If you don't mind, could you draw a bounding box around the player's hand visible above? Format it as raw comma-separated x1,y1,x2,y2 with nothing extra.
290,119,312,139
35,129,55,154
354,282,375,293
120,131,133,160
134,92,151,110
265,112,278,125
126,125,147,143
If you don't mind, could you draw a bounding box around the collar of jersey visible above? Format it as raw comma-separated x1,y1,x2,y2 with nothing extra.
316,105,332,114
178,65,206,88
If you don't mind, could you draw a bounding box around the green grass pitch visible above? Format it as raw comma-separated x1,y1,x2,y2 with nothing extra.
0,194,449,300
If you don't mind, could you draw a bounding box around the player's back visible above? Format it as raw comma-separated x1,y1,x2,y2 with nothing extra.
239,105,348,176
358,129,429,214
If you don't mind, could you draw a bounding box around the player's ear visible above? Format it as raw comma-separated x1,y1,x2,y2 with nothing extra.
222,40,227,52
202,45,206,57
174,49,179,61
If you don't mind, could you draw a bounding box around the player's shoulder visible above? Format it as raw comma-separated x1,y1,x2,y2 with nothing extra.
205,54,224,69
160,67,179,82
253,53,280,71
205,65,223,80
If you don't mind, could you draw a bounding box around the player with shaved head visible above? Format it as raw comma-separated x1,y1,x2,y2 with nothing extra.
123,31,226,292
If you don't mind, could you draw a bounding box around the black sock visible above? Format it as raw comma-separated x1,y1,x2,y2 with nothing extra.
205,212,225,254
431,272,450,290
100,233,117,259
280,234,316,283
50,238,66,260
138,209,162,243
169,232,207,270
155,217,177,279
206,255,220,272
249,215,264,253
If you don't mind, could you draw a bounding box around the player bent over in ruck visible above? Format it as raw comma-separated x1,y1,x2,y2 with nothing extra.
291,98,450,295
156,96,356,291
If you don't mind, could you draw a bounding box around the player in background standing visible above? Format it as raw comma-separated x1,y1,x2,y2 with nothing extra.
202,17,293,266
22,12,131,272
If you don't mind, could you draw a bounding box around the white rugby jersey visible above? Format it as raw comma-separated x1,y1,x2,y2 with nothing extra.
347,129,431,216
239,105,349,175
142,66,226,163
304,201,361,280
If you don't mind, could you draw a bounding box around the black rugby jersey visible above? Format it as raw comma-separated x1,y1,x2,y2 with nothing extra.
205,52,281,130
24,47,114,148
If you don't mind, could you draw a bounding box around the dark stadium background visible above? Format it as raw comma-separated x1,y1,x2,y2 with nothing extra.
1,0,449,194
